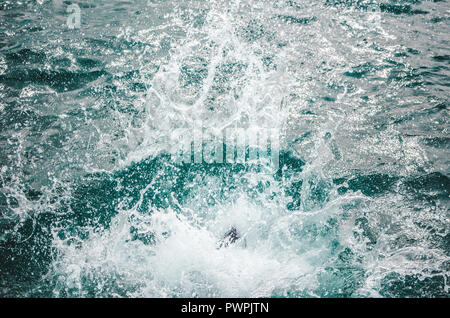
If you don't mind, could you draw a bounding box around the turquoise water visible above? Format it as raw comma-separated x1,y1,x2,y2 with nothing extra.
0,0,449,297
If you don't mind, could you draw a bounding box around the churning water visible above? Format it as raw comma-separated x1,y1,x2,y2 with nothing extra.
0,0,449,297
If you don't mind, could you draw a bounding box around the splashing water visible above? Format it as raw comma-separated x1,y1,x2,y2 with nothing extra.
0,0,449,297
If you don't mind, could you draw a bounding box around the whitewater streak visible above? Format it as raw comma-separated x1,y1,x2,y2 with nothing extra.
0,0,448,298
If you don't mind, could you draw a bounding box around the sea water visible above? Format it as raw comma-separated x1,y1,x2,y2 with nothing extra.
0,0,448,297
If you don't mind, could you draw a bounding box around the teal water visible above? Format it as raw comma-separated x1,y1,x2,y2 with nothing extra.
0,0,449,297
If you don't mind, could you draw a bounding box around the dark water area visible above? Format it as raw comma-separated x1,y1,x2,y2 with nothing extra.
0,0,449,297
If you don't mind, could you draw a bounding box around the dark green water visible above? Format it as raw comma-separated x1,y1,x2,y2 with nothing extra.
0,0,449,297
